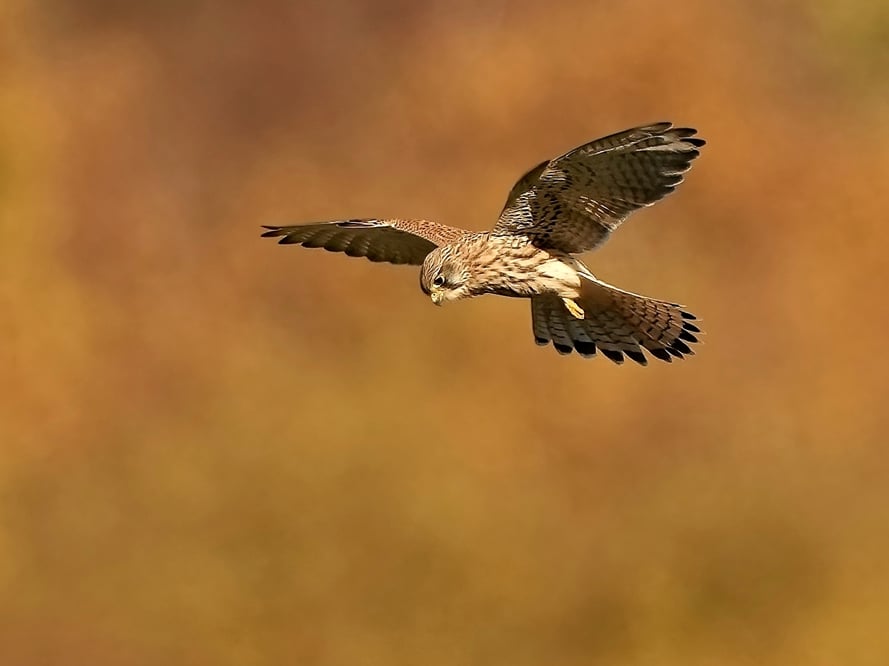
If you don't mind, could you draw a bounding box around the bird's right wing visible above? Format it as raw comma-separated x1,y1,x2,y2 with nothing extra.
261,218,467,266
493,123,705,254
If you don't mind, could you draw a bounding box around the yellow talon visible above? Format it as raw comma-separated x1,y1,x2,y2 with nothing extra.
563,298,585,319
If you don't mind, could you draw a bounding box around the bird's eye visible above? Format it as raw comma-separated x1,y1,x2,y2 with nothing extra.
433,275,446,287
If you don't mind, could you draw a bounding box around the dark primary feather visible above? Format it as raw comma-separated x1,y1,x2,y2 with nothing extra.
261,218,466,266
494,122,705,254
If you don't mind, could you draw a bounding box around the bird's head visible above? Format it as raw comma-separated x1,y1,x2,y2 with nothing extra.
420,248,471,306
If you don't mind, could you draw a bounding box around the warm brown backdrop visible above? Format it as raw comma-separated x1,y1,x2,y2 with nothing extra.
2,1,889,664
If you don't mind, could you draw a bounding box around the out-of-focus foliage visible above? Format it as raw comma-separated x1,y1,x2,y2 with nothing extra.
2,1,889,664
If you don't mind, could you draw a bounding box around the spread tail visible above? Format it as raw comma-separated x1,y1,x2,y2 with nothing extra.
530,277,701,365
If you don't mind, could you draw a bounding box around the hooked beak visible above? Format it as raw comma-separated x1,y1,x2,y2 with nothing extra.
430,292,443,306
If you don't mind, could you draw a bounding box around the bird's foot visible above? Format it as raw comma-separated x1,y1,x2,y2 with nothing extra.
563,298,585,319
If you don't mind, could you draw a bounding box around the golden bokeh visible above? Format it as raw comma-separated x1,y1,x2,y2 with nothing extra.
2,1,889,664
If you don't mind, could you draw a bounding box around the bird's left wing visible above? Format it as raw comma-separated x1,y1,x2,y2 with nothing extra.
492,123,705,254
261,218,466,266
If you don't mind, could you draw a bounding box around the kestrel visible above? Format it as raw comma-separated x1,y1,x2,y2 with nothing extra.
262,122,704,365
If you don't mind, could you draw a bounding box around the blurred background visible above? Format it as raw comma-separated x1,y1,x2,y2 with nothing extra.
2,0,889,664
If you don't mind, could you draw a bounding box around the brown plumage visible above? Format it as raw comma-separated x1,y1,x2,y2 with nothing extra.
262,122,705,364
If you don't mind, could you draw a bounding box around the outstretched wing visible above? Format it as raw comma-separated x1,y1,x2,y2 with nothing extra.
493,123,705,254
261,218,467,266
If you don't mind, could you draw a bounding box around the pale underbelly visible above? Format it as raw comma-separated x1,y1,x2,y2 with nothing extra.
484,257,585,299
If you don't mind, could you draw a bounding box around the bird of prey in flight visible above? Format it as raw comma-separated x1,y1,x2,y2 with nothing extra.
262,122,704,365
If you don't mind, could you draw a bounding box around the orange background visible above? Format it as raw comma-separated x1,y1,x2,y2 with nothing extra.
3,1,889,664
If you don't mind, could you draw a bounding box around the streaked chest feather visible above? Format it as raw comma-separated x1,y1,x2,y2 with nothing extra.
465,238,584,298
